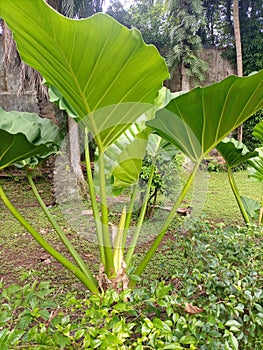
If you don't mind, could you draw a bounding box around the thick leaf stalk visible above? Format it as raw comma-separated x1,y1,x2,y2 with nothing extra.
113,206,127,272
125,160,157,267
98,151,114,276
27,171,97,286
123,185,138,247
0,184,99,294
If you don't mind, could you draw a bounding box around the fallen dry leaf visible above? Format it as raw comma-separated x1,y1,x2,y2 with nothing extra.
184,303,204,314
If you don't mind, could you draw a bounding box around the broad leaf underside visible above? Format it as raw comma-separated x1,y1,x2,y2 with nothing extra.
0,0,169,150
147,71,263,162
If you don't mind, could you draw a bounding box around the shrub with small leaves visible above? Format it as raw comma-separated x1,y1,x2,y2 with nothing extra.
0,224,262,349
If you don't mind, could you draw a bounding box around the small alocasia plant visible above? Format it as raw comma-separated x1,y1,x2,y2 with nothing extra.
0,0,263,293
214,119,263,225
247,120,263,223
248,120,263,182
216,137,258,224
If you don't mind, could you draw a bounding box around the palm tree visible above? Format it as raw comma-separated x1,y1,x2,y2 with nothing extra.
165,0,207,91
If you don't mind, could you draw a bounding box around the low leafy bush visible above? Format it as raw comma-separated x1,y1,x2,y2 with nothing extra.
139,153,185,218
201,158,227,172
0,223,262,349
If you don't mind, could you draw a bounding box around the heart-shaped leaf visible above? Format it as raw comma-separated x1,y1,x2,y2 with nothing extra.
0,0,169,151
147,72,263,162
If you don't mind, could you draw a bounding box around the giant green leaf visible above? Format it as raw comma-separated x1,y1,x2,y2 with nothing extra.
0,0,169,151
217,137,258,168
147,72,263,162
0,108,62,169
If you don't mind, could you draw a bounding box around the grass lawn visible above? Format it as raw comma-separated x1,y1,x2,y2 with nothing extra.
202,170,262,224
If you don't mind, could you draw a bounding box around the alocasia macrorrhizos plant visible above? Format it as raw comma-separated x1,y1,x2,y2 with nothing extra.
0,0,263,293
0,0,169,292
142,72,263,278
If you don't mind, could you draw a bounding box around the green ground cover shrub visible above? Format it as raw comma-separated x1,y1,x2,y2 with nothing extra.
1,223,262,349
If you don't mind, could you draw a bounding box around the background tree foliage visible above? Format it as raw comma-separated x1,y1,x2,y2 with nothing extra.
106,0,262,147
107,0,262,77
48,0,103,17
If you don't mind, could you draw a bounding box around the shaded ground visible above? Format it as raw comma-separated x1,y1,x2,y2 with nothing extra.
0,169,84,289
0,168,179,290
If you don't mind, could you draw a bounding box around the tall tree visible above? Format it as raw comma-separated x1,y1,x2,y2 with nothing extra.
201,0,262,75
108,0,208,91
106,0,130,26
201,0,233,47
233,0,242,77
106,0,170,52
233,0,243,141
239,0,263,75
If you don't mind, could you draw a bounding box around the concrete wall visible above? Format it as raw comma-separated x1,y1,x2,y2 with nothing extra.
0,36,39,113
166,48,236,92
199,48,236,85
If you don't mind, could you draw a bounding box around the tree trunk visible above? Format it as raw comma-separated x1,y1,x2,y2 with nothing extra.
233,0,243,77
233,0,243,141
67,116,87,194
181,63,190,91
